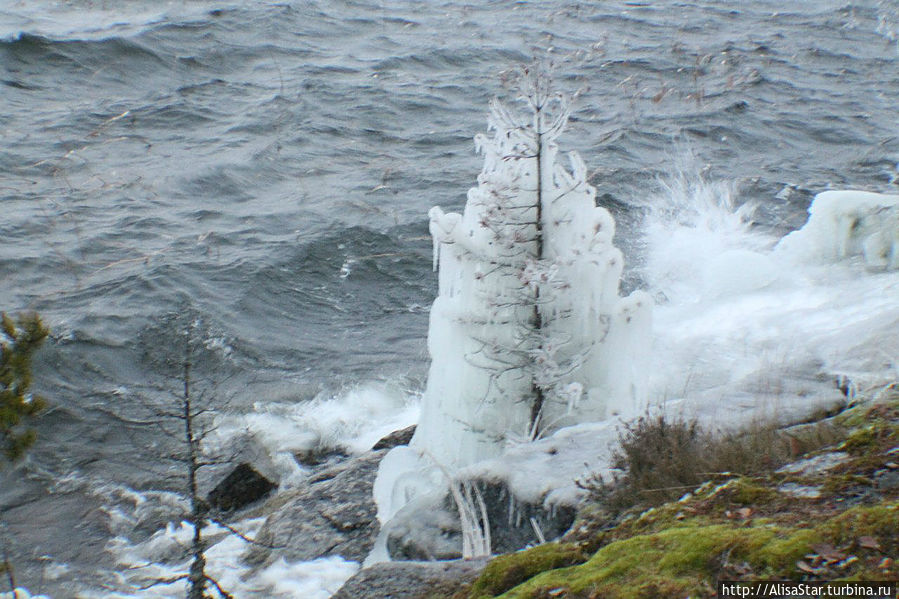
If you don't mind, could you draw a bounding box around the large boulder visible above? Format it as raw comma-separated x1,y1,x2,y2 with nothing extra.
206,463,277,512
331,558,488,599
244,450,385,566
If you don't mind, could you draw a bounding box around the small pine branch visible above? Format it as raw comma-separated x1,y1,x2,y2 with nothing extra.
0,311,49,463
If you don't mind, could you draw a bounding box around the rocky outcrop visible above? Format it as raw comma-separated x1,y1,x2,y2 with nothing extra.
242,428,576,573
331,558,488,599
244,450,385,566
293,446,350,468
372,424,417,450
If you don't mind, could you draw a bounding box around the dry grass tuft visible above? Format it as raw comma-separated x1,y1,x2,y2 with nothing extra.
582,412,844,512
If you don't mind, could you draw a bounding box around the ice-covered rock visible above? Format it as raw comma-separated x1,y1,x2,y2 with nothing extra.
777,190,899,270
777,451,851,476
380,480,577,562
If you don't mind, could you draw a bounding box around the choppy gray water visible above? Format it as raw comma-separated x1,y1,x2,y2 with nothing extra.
2,0,899,595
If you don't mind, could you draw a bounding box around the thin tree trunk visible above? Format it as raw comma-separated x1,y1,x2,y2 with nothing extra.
183,339,207,599
2,545,17,599
529,103,546,436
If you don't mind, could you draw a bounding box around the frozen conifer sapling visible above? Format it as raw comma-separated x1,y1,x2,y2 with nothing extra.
375,69,652,526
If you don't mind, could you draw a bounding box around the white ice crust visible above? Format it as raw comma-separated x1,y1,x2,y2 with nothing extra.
777,190,899,270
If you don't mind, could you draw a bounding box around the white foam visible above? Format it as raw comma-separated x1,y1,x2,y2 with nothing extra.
254,557,359,599
642,172,899,403
0,590,52,599
102,518,358,598
205,382,419,487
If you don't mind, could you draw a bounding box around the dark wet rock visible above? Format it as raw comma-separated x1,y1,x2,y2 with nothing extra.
384,479,577,561
294,446,350,467
331,558,488,599
372,424,417,450
244,450,384,566
874,468,899,491
206,463,277,512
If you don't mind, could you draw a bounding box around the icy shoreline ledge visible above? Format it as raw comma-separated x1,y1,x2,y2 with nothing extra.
333,184,898,591
319,384,889,599
367,374,850,563
227,372,850,577
162,380,845,599
369,72,899,577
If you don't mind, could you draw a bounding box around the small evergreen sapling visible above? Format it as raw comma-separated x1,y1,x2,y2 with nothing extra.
0,312,48,464
0,311,48,599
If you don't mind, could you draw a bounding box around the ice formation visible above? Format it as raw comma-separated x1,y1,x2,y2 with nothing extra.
777,190,899,270
374,77,651,525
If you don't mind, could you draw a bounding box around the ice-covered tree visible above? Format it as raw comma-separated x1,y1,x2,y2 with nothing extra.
409,68,652,471
373,69,652,534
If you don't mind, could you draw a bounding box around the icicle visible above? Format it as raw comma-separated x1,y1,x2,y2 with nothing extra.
529,517,546,544
431,233,440,272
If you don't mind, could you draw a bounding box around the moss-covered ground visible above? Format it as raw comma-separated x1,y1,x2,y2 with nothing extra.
438,395,899,599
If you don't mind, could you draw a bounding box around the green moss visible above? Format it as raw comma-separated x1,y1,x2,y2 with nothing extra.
483,502,899,599
834,396,899,429
616,503,699,536
842,427,879,454
494,524,780,599
502,525,772,599
839,418,899,456
833,405,870,429
820,474,873,494
469,542,588,598
729,478,779,505
753,528,820,573
821,501,899,546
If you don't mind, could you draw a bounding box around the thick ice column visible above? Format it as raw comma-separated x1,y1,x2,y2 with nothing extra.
412,103,540,468
374,80,652,531
530,144,652,429
410,88,652,467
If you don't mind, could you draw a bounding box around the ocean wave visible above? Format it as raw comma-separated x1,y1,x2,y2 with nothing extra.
0,2,232,44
